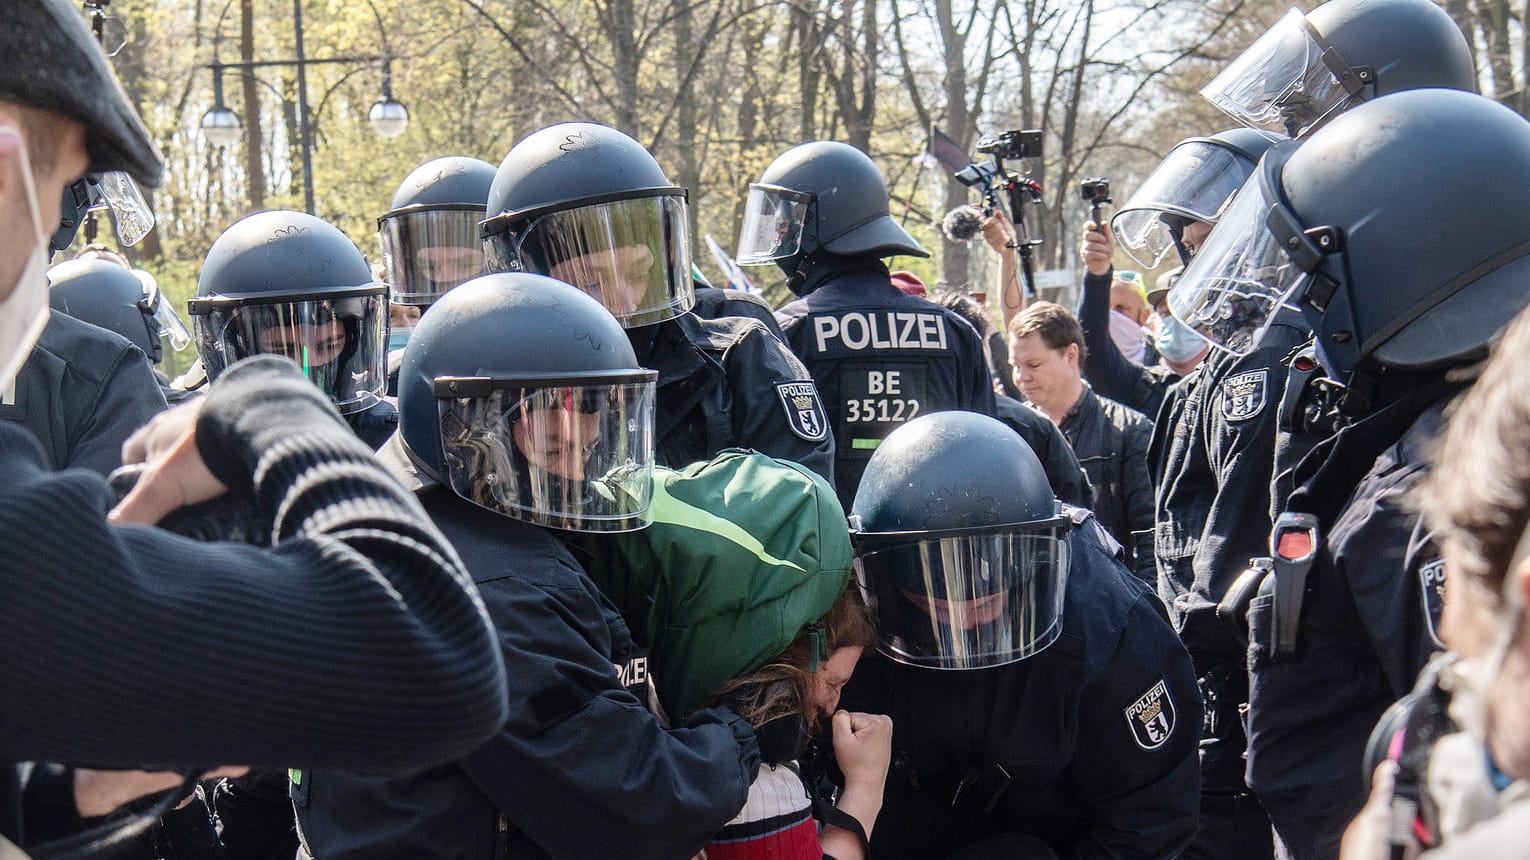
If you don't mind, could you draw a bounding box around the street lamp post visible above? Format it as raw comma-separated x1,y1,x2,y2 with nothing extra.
199,0,408,215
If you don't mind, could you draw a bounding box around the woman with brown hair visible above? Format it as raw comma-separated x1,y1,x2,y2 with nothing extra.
705,586,892,860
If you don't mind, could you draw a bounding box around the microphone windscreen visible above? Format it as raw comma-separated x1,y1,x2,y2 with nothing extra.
942,205,985,243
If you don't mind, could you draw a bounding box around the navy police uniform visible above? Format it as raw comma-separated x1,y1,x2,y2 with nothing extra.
690,284,786,339
2,312,167,475
838,513,1201,859
1245,383,1457,860
294,440,760,859
1149,308,1308,858
774,258,996,506
635,311,835,483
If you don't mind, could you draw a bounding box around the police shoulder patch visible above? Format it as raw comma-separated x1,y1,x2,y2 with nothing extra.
1419,557,1447,648
776,381,829,442
1221,368,1268,422
1124,679,1177,751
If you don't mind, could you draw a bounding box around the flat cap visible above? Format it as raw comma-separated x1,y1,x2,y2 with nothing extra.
0,0,163,187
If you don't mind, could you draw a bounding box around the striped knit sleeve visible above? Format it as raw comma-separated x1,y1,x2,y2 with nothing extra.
0,356,506,773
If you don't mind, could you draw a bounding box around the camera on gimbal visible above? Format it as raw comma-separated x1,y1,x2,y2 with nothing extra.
976,129,1044,161
951,129,1046,249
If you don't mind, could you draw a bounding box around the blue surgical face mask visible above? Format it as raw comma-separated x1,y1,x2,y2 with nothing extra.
1156,313,1206,365
388,327,412,352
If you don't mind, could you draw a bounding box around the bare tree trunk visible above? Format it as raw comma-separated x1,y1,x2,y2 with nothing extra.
607,0,641,135
240,0,266,212
1482,0,1517,105
674,0,700,239
937,0,971,289
795,3,822,142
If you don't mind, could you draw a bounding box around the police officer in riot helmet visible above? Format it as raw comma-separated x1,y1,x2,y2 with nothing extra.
190,210,395,449
1097,126,1299,860
48,258,194,395
379,155,497,308
1111,128,1283,270
481,122,834,481
1202,0,1476,139
296,272,767,858
1167,89,1530,859
1073,128,1282,421
47,261,163,360
833,410,1199,859
737,141,995,508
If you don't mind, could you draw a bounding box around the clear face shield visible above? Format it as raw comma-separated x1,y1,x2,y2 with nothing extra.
189,288,387,414
434,376,658,532
854,520,1071,670
735,184,813,266
133,269,191,351
379,207,486,306
1166,174,1309,355
1111,139,1266,268
482,192,694,328
95,171,155,247
1200,8,1367,138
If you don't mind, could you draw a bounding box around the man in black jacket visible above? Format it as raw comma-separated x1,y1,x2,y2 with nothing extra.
0,1,506,846
935,290,1091,508
1009,302,1155,582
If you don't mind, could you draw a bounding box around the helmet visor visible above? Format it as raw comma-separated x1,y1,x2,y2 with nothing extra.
1166,178,1307,355
1111,139,1264,268
736,184,812,266
191,291,387,413
1200,8,1355,137
437,380,657,532
855,526,1070,670
485,195,694,328
96,171,155,246
134,270,191,351
380,208,486,306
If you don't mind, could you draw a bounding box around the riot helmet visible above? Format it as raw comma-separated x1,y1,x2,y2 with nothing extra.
1168,90,1530,387
737,141,927,285
189,210,386,414
47,258,189,364
1202,0,1475,138
1111,128,1282,267
850,411,1070,670
480,123,693,328
398,272,657,532
378,156,497,306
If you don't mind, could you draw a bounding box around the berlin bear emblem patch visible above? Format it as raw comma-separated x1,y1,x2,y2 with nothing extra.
1221,369,1268,422
776,381,829,442
1124,679,1176,751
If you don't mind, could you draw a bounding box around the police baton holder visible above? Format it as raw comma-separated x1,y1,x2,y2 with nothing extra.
1269,512,1320,662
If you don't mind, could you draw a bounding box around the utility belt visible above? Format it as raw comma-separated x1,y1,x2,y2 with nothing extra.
1217,512,1321,663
